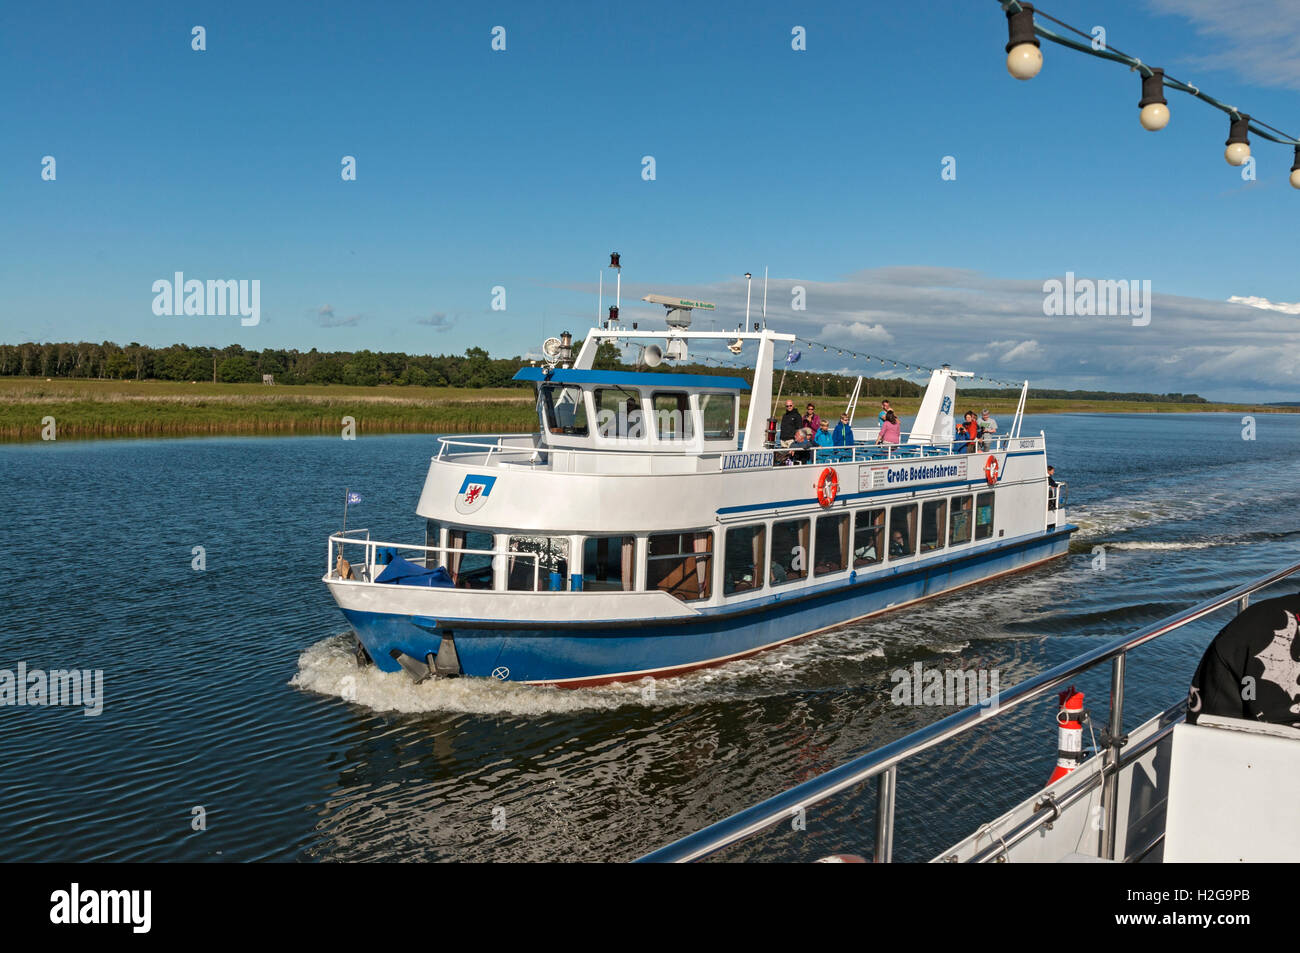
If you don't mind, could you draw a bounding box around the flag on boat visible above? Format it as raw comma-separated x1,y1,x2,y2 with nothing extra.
786,348,801,365
346,491,362,504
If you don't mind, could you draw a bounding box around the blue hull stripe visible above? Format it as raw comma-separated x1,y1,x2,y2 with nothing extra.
339,527,1073,684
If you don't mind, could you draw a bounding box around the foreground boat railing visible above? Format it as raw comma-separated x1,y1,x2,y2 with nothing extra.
636,559,1300,863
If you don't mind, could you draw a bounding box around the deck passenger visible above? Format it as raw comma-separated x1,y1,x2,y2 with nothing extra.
889,529,908,557
833,413,855,462
956,411,978,453
877,410,901,448
1047,464,1059,510
878,399,892,424
779,400,803,447
790,427,814,464
979,409,998,449
1187,591,1300,728
803,403,822,435
813,421,833,461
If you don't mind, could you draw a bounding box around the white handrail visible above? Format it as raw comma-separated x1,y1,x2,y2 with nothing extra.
327,534,544,590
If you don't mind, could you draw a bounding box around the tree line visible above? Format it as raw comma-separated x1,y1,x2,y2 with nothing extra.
0,339,1205,402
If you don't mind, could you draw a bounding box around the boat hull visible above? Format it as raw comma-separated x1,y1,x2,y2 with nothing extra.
331,526,1074,687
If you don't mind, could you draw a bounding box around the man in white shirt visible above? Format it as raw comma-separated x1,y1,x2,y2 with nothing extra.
978,409,998,449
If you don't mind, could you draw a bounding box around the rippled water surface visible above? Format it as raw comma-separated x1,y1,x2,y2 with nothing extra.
2,413,1298,861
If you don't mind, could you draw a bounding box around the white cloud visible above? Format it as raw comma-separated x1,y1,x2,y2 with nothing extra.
1146,0,1300,90
1228,295,1300,315
819,320,894,344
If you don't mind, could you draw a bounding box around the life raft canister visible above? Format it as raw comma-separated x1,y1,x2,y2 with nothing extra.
983,455,1001,486
1048,686,1085,785
816,467,839,507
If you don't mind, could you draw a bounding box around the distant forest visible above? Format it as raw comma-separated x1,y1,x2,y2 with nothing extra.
0,339,1208,402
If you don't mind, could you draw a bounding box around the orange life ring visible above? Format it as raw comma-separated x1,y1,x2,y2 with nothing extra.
816,467,839,507
983,455,1001,486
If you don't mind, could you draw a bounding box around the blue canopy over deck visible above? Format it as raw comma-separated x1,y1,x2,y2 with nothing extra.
513,367,749,392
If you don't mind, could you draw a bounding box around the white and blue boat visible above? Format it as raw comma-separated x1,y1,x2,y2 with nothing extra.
324,293,1075,687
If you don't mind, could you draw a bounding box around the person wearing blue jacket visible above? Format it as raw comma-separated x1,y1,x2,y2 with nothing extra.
831,412,855,462
813,421,834,462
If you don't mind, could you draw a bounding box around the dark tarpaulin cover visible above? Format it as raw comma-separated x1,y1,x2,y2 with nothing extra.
374,556,454,587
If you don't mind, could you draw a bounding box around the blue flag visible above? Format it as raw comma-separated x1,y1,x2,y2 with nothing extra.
346,491,362,505
786,348,801,365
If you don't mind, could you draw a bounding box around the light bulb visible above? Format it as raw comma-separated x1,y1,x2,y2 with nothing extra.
1139,103,1170,131
1006,43,1042,80
1225,142,1251,166
1291,168,1300,190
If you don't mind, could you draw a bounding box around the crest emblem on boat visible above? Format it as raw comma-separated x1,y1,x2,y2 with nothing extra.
455,473,498,514
491,666,510,680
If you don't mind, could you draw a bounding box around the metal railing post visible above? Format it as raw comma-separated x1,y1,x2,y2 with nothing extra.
1238,594,1250,614
874,766,896,863
1100,652,1126,860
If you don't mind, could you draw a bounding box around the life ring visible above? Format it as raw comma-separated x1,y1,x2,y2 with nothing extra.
816,467,839,507
983,455,1001,486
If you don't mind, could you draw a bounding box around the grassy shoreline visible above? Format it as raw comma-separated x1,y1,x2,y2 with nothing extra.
0,378,1288,442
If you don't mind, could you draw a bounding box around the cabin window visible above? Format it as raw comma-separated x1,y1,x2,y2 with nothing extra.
949,495,973,545
446,528,496,589
724,524,766,595
975,492,995,541
540,384,589,436
770,518,810,586
920,499,947,553
814,513,850,576
888,504,918,560
594,387,644,439
583,535,635,592
425,519,442,567
701,394,737,441
652,392,694,441
853,508,886,567
507,535,569,591
646,531,713,602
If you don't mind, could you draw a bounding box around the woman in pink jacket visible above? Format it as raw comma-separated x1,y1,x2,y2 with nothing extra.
877,410,901,447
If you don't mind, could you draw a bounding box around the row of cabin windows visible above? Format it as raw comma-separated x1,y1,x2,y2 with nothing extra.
539,384,736,442
423,491,993,600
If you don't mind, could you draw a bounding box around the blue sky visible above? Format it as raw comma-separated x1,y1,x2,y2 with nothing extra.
2,0,1298,399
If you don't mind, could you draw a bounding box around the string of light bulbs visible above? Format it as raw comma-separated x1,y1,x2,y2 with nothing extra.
1000,1,1300,186
794,336,1025,388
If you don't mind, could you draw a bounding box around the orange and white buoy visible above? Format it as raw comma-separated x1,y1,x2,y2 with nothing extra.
1048,686,1085,785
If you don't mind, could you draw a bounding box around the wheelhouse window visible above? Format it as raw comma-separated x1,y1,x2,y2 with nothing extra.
652,392,693,441
949,495,973,545
583,535,635,592
814,513,849,576
540,384,588,436
646,531,713,602
853,508,885,567
594,387,644,439
507,535,569,591
770,518,809,586
920,499,947,553
724,524,765,595
447,529,495,589
888,504,918,560
701,393,737,441
975,491,995,541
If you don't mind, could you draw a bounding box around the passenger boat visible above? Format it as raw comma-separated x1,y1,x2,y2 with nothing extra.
323,291,1075,686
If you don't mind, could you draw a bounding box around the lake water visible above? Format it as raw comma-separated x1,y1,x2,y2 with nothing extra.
2,413,1298,862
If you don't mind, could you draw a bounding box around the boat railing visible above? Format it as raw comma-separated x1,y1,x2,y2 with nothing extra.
636,558,1300,863
327,533,543,590
434,432,1045,473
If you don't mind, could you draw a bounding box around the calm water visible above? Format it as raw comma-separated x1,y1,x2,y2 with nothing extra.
2,413,1298,862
